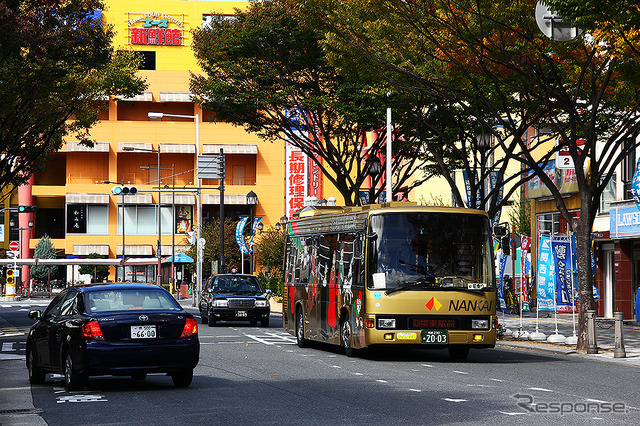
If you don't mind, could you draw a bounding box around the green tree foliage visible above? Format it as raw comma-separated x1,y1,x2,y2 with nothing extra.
189,0,428,205
316,0,640,350
78,253,109,283
0,0,146,193
30,235,58,282
508,198,531,238
254,227,285,273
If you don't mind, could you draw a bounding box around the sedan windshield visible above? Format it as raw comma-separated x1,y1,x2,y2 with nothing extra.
368,212,494,292
85,289,182,312
211,276,263,293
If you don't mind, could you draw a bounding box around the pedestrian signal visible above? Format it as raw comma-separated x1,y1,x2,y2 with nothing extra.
111,186,138,195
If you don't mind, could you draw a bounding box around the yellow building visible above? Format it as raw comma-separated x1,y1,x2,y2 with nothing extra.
19,0,302,285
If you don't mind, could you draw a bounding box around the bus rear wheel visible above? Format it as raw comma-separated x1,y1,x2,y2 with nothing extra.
448,345,470,361
296,309,307,348
341,317,355,357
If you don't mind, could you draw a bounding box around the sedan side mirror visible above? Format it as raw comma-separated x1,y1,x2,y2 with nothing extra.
28,310,42,320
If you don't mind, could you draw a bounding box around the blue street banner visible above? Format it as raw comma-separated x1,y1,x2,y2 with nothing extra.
631,157,640,209
462,170,478,209
498,254,507,310
235,216,250,254
551,235,574,312
249,216,263,253
537,235,555,311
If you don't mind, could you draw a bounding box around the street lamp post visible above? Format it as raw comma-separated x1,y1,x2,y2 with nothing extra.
476,131,492,211
148,112,202,305
123,145,163,287
246,191,258,274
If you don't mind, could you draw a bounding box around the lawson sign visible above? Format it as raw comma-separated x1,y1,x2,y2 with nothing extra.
610,202,640,238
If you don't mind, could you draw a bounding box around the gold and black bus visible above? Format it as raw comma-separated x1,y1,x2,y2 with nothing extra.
282,203,497,360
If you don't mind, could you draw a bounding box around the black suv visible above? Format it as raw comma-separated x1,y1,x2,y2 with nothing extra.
199,274,271,327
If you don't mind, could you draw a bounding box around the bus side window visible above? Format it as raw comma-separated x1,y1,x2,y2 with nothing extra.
352,233,364,287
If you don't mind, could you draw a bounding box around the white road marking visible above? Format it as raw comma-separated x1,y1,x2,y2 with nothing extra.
443,398,467,403
331,365,341,369
409,389,422,392
421,364,434,368
490,378,504,382
453,371,469,375
376,379,388,383
57,394,108,403
527,387,553,392
499,411,527,416
2,342,14,351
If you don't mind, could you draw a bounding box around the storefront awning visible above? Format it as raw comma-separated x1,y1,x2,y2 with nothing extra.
160,143,195,154
203,194,251,205
160,193,195,205
67,193,110,204
117,245,153,256
159,92,193,102
203,144,258,155
117,142,153,153
66,141,109,152
119,91,153,102
165,253,194,263
73,244,109,256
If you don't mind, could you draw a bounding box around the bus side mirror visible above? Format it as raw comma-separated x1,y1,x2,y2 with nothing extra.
493,226,508,237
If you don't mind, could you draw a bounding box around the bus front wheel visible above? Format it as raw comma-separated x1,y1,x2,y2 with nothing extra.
448,345,470,361
341,317,355,357
296,309,307,348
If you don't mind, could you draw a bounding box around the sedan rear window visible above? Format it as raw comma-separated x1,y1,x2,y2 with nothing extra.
85,289,181,312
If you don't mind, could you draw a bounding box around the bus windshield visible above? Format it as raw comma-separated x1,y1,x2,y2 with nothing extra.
368,212,494,292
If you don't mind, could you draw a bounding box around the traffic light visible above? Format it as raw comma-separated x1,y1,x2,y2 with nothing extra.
111,186,138,195
6,269,14,285
18,205,37,213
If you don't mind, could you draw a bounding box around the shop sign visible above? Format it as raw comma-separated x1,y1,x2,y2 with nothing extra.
610,203,640,238
126,12,184,46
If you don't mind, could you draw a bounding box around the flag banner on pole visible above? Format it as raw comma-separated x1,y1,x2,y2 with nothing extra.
551,235,574,312
520,236,531,311
498,254,508,310
537,235,555,310
249,216,263,253
235,216,250,254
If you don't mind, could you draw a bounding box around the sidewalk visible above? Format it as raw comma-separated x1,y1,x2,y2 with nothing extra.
497,309,640,365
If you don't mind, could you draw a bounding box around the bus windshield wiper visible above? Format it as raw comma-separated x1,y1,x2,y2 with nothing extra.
385,277,435,295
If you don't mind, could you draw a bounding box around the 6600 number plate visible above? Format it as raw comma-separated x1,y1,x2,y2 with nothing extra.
131,325,156,339
421,329,448,344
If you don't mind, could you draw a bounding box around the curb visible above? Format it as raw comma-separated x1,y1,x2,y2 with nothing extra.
497,339,577,355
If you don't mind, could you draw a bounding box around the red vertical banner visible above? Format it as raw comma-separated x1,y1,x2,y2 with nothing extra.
285,145,308,217
520,236,531,303
308,155,322,199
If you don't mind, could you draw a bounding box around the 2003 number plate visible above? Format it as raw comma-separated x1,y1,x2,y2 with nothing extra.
421,329,448,344
131,325,156,339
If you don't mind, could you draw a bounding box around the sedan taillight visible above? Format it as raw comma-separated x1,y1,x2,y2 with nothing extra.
180,317,198,339
82,320,105,341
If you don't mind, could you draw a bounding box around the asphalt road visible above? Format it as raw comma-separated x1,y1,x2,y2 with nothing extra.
2,301,640,425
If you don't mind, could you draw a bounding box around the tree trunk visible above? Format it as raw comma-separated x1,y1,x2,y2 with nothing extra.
575,218,595,351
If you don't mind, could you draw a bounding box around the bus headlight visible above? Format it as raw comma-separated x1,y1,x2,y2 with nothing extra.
378,319,396,329
471,319,489,329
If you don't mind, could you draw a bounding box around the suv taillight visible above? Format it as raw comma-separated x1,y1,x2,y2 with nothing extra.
82,320,105,341
180,317,198,339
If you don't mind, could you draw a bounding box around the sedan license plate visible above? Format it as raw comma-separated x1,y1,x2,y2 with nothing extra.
236,311,248,318
131,325,156,339
421,329,448,344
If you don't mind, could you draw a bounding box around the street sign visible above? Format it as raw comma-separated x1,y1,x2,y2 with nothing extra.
9,241,19,251
197,155,225,179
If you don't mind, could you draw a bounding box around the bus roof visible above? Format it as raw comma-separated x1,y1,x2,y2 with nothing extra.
289,202,488,235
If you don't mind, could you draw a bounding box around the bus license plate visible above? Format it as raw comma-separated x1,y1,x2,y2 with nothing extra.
421,329,448,344
236,311,247,317
131,325,156,339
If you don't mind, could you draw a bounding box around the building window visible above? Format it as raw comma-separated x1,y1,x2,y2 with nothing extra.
622,138,635,200
537,212,561,236
67,204,107,235
137,51,156,71
119,205,173,235
87,206,108,234
600,173,616,214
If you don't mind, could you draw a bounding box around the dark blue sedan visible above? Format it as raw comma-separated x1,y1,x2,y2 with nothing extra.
26,283,199,391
